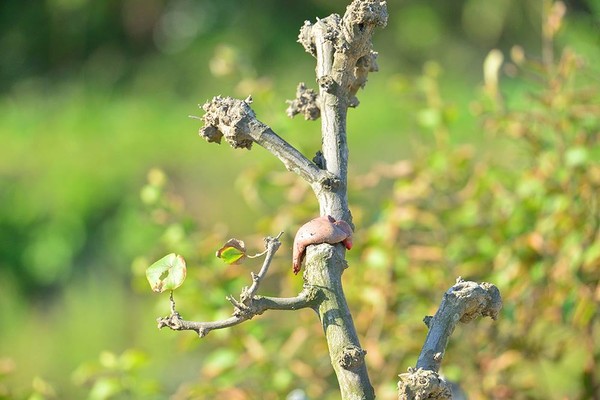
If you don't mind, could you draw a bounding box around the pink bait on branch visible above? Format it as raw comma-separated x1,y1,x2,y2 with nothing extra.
292,215,353,274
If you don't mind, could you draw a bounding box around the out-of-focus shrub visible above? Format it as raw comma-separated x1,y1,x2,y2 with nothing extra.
346,40,599,399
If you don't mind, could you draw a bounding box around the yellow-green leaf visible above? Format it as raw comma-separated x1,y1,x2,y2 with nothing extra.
216,238,247,265
218,246,245,265
146,253,186,293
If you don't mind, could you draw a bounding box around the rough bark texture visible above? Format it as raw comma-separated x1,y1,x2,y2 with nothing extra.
299,0,388,225
397,278,503,399
304,244,374,400
294,2,387,398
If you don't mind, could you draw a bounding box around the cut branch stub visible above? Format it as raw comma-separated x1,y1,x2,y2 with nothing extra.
199,95,256,149
298,1,387,113
341,1,387,101
451,279,503,323
349,50,379,105
300,0,388,66
298,20,317,57
342,0,388,39
415,278,502,373
397,278,502,399
194,95,332,187
286,82,321,120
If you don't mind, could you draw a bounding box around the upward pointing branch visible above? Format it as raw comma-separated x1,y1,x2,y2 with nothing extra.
397,278,503,400
290,3,388,400
297,0,387,223
191,3,388,400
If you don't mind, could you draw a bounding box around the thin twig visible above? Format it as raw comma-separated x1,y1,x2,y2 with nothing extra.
245,232,283,299
246,250,268,259
157,233,319,338
157,289,318,338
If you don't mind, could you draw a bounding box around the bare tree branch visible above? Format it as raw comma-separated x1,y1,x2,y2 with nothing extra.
157,289,319,338
194,96,338,190
156,233,319,338
303,243,375,399
297,0,388,224
242,232,283,301
282,2,389,399
397,278,503,400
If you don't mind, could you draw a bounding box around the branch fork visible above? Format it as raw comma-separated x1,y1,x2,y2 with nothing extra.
156,233,317,338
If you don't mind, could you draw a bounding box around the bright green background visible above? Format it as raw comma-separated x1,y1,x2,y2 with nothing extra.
1,0,598,399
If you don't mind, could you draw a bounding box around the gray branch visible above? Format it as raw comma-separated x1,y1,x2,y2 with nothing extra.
282,2,389,399
194,96,337,189
296,0,388,225
184,3,388,400
303,243,375,400
397,278,503,400
157,289,318,338
156,234,319,338
243,233,283,302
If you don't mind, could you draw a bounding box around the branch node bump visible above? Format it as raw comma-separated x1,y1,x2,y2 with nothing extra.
423,315,433,328
320,175,342,191
411,279,503,376
344,0,388,32
397,368,452,400
318,75,337,93
298,21,317,57
313,151,326,169
338,345,367,370
447,279,503,323
199,125,222,144
286,82,321,120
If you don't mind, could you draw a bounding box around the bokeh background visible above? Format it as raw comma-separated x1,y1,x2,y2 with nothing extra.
1,0,598,399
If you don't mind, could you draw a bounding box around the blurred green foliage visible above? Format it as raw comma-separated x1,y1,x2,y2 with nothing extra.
0,0,599,399
348,45,599,398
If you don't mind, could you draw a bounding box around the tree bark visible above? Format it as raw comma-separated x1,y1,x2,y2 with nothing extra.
295,2,387,398
305,244,374,399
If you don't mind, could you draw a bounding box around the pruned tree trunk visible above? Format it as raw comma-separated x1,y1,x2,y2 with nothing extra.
152,2,502,399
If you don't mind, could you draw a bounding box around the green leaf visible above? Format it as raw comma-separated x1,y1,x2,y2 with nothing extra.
216,238,246,265
218,246,245,264
146,253,186,293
